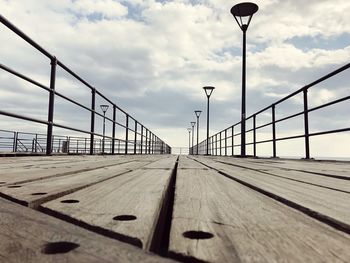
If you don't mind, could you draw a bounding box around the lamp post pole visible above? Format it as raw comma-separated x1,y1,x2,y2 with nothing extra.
190,121,196,155
194,110,202,155
100,104,109,154
203,86,215,155
230,2,258,157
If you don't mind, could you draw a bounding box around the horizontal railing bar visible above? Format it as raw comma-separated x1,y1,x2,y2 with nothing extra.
0,63,50,92
308,96,350,113
0,110,48,125
0,15,53,59
309,128,350,137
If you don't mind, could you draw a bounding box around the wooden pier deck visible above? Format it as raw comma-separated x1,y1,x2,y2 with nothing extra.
0,155,349,262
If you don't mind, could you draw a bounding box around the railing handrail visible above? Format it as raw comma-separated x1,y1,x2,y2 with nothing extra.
0,14,171,155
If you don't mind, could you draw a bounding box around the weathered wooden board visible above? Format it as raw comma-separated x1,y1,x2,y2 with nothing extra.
210,158,350,192
214,156,350,178
0,161,150,208
142,155,178,169
169,157,350,262
0,197,174,263
0,155,163,185
194,156,350,231
41,156,177,250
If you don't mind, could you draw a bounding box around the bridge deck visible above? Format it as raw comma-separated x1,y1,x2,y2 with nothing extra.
0,155,349,262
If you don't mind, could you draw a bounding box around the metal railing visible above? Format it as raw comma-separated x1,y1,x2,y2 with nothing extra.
191,63,350,158
0,15,171,155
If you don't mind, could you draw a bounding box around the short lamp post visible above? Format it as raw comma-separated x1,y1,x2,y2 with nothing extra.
100,104,109,154
203,86,215,155
194,110,202,155
190,121,196,155
187,128,191,155
230,2,258,157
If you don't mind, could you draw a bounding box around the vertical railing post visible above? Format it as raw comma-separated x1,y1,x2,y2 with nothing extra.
303,88,310,159
46,57,57,155
225,129,227,156
152,134,154,154
219,132,222,156
145,129,148,154
232,126,234,156
112,105,116,155
90,88,96,155
253,115,256,157
215,134,218,156
148,131,151,154
140,125,144,154
272,104,277,158
134,121,137,154
35,133,38,153
125,115,129,154
12,132,17,152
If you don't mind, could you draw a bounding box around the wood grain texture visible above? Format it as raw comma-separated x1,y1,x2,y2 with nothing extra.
41,159,176,250
194,156,350,231
0,197,174,263
0,155,164,185
0,161,150,208
169,157,350,262
211,158,350,192
214,156,350,178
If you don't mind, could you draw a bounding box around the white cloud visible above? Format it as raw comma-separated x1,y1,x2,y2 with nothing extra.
0,0,349,157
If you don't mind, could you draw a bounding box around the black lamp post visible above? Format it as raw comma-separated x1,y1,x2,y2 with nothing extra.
203,86,215,155
100,104,109,154
187,128,191,155
231,2,258,157
194,110,202,155
190,121,196,155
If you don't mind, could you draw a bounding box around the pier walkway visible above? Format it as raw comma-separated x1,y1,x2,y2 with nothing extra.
0,155,349,262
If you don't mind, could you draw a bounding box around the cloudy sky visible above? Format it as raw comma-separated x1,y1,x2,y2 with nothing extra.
0,0,349,158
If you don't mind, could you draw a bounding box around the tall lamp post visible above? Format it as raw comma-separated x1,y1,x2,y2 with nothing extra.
190,121,196,155
187,128,191,155
230,2,258,157
194,110,202,155
100,104,109,154
203,86,215,155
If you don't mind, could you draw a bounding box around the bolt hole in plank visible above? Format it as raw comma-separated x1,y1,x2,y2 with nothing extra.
61,199,80,204
41,241,80,254
7,185,22,188
183,231,214,240
31,192,47,196
113,215,137,221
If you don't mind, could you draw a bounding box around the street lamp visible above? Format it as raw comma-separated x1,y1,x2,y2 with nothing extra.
187,128,191,155
203,86,215,155
100,104,109,154
190,121,196,155
231,2,258,157
194,110,202,155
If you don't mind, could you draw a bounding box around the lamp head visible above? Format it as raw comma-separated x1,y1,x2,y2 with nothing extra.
187,128,192,132
230,2,258,32
203,86,215,98
100,104,109,113
191,122,196,127
194,110,202,118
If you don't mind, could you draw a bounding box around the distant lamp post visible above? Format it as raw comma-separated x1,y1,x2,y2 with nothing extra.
231,2,258,157
100,104,109,154
203,86,215,155
187,128,192,155
194,110,202,155
190,121,196,155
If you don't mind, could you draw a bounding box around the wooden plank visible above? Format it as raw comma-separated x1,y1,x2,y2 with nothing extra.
41,158,176,250
0,161,150,208
215,156,350,178
0,155,161,185
194,156,350,231
211,157,350,192
0,197,174,263
177,156,208,169
169,157,350,262
142,155,178,169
